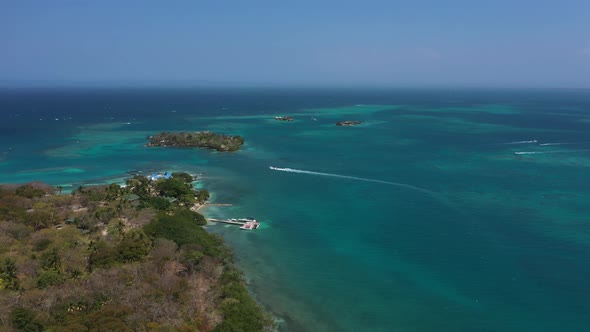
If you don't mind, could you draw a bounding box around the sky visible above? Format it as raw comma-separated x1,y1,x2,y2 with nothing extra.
1,0,589,88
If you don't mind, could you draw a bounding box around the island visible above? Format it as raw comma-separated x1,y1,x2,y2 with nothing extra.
336,120,363,126
274,116,294,122
147,131,244,152
0,175,273,332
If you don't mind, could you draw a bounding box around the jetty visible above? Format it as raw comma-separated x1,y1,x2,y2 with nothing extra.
208,217,260,230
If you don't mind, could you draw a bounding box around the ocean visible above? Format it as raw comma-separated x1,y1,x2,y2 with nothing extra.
1,87,589,331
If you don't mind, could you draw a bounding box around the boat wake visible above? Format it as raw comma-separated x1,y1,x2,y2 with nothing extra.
514,149,590,155
269,166,462,212
269,166,434,194
503,140,538,145
539,142,590,146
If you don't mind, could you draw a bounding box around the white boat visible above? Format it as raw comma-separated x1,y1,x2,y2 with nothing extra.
239,221,260,230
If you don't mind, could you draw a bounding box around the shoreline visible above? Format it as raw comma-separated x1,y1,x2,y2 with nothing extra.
0,174,275,331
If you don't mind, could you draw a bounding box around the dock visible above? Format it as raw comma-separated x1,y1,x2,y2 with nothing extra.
208,218,244,225
208,218,260,230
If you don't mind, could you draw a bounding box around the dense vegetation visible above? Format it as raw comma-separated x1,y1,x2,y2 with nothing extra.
147,132,245,152
0,175,273,332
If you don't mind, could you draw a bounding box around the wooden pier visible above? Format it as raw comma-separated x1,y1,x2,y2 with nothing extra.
208,218,244,225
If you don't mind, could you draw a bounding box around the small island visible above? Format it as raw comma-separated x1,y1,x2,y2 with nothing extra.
274,116,294,122
336,120,363,126
147,131,244,152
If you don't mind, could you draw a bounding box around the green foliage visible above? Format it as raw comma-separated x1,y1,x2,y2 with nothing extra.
148,131,244,152
126,175,151,199
0,258,21,291
154,178,195,205
15,184,46,199
94,206,116,224
36,270,64,289
175,208,207,226
33,238,52,251
180,248,204,273
61,305,132,332
24,210,56,230
40,247,62,271
117,229,152,263
147,196,172,211
172,172,194,183
2,221,31,239
10,307,44,332
87,241,118,271
144,209,215,254
213,268,273,332
196,189,210,203
105,184,122,201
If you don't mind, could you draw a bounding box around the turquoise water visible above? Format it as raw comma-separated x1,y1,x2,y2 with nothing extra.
2,88,590,331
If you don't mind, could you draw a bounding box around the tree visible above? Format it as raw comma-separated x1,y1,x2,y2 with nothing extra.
147,196,172,211
87,241,117,271
15,185,45,199
154,178,195,205
117,229,152,263
196,189,210,203
0,258,20,291
172,172,194,183
40,247,62,271
10,307,43,332
105,184,121,201
36,270,64,289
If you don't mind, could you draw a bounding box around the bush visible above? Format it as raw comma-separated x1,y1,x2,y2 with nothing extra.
172,172,194,183
0,258,20,291
213,268,273,332
15,185,46,199
10,307,44,332
40,247,62,271
36,270,64,289
147,196,172,211
33,238,52,251
88,241,118,271
154,178,195,205
144,210,218,255
117,229,152,263
196,189,210,203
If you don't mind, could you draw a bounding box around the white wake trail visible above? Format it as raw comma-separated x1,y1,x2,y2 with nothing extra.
514,149,590,155
269,166,434,195
539,142,590,146
269,166,465,214
503,140,538,145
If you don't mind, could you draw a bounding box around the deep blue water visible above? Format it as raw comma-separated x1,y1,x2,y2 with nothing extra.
1,88,590,331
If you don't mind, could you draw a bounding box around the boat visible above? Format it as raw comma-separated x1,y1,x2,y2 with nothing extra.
237,217,257,223
239,221,260,230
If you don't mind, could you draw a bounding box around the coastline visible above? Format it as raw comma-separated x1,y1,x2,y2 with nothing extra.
0,173,274,331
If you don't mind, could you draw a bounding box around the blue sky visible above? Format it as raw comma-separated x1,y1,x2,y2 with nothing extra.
1,0,589,87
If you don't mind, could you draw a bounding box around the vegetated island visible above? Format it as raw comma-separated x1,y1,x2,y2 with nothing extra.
336,120,362,126
147,131,244,152
0,174,273,332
